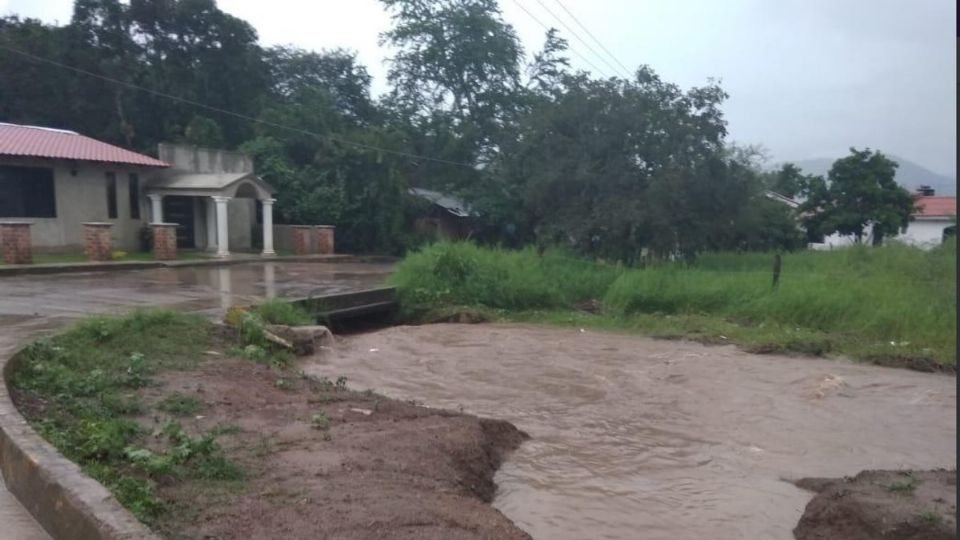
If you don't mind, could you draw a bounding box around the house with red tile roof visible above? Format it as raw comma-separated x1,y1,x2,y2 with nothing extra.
902,191,956,246
768,186,955,250
0,122,275,255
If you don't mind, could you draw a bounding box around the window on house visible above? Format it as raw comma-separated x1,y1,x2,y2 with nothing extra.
128,173,140,219
106,172,118,219
0,165,57,218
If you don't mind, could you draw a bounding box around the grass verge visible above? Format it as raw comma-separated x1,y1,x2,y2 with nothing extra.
390,241,956,370
2,251,213,266
9,310,246,524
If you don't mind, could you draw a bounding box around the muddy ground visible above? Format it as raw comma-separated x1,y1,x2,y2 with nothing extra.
794,470,957,540
142,359,530,539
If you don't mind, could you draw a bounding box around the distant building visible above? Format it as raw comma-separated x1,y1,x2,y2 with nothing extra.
765,188,956,250
0,122,275,256
407,187,478,240
903,189,956,246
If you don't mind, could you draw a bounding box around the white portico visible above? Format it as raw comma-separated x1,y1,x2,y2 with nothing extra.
146,143,276,257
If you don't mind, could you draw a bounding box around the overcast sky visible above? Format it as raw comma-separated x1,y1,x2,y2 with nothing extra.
1,0,956,175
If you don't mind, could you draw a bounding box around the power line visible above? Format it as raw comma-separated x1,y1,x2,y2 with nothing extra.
531,0,628,78
0,43,476,169
552,0,633,77
507,0,610,78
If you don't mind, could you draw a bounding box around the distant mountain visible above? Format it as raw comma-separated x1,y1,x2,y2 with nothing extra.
784,156,955,196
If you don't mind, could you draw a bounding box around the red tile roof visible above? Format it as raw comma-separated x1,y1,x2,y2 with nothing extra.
0,123,168,168
915,196,956,217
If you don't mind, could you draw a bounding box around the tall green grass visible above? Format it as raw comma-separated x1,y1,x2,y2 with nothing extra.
390,241,957,366
390,241,623,310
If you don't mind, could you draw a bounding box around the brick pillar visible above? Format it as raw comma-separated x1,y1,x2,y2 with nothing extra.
292,225,312,255
83,222,113,262
1,222,33,265
151,223,178,260
315,225,335,255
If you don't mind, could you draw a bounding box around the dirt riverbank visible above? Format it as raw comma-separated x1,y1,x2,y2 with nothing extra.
70,357,528,539
794,469,956,539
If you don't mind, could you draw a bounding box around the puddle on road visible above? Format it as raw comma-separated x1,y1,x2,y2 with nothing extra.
0,261,392,318
308,323,956,540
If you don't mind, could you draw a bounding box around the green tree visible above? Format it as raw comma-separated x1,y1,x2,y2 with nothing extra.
379,0,524,198
800,148,915,246
264,46,377,125
763,163,807,199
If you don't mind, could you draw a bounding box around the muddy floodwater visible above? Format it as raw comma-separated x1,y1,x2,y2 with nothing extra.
306,323,957,540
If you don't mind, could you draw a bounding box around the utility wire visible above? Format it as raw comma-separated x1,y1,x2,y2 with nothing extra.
552,0,634,77
0,43,477,169
507,0,610,78
531,0,628,78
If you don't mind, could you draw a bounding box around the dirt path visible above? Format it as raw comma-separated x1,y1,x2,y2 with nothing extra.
146,359,529,539
305,323,957,540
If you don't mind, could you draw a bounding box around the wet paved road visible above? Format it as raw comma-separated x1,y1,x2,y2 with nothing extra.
0,261,392,540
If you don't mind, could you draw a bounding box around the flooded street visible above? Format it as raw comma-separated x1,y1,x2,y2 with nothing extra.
308,323,957,540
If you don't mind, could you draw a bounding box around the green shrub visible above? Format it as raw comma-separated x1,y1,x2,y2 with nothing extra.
389,241,621,311
255,299,315,326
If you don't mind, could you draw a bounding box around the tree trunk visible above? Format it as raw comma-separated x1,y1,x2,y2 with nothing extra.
872,229,884,247
114,90,134,148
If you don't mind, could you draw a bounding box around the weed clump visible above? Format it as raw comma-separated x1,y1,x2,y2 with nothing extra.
11,310,242,524
255,299,315,326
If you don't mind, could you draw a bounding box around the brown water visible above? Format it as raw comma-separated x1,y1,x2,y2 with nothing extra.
307,323,957,540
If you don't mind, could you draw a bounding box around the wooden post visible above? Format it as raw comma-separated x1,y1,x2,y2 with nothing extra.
772,253,782,290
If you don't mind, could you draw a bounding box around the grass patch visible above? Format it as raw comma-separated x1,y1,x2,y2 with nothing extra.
156,392,204,417
916,510,944,527
390,241,956,368
886,474,920,495
10,310,243,524
254,298,315,326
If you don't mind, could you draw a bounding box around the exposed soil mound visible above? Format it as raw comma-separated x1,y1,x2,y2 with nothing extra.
794,470,956,540
145,359,530,539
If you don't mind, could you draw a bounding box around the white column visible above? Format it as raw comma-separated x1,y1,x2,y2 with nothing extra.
213,195,231,258
205,198,217,252
261,198,276,256
148,194,164,224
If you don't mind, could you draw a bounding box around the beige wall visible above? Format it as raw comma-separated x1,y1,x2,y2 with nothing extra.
2,156,267,253
2,158,154,252
158,143,253,174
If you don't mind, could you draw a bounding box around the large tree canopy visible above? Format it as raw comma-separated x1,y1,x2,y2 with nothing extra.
0,0,817,257
799,148,915,246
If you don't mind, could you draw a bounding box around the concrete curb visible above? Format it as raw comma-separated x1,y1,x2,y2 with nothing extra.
0,254,398,276
1,350,161,540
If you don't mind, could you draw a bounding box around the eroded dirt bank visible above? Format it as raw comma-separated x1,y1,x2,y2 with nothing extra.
306,323,957,540
794,470,956,539
146,359,530,539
